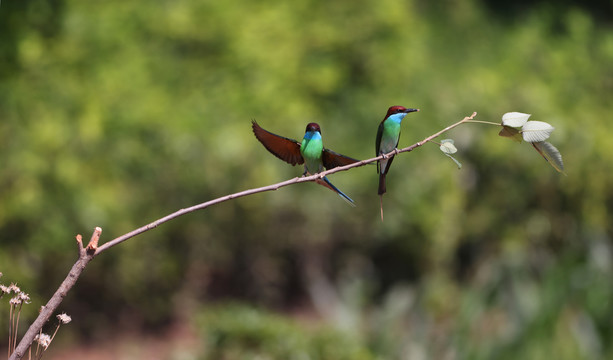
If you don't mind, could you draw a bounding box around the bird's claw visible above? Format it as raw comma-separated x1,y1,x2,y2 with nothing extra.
381,149,399,159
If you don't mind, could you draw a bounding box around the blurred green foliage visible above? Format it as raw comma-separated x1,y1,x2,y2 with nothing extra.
1,0,613,358
197,303,374,360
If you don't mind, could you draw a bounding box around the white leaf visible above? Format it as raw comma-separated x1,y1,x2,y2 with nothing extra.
439,139,457,154
502,112,531,127
522,121,555,142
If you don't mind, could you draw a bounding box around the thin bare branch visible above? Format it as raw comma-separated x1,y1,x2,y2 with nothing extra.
95,112,477,254
75,234,85,257
8,112,476,360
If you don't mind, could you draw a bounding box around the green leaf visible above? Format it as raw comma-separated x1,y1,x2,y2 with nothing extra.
439,139,457,154
521,121,554,143
532,141,565,174
498,125,523,143
438,139,461,168
502,112,531,128
445,154,462,169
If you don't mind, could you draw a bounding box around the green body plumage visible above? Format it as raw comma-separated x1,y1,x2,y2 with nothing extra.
375,106,419,220
301,131,324,174
377,118,402,175
251,120,358,205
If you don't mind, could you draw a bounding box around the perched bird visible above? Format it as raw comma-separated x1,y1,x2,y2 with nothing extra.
252,121,359,205
376,106,419,219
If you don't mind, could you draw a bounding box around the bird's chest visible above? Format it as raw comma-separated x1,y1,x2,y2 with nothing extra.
380,121,401,152
301,139,323,172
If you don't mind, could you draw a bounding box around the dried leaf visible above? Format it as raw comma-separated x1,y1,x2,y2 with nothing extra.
498,125,523,143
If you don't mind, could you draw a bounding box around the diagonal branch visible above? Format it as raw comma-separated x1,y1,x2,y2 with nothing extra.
96,111,477,254
8,111,476,360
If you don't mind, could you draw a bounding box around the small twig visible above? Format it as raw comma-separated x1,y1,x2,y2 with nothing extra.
8,112,477,360
34,330,41,360
14,303,22,353
75,234,84,254
49,324,60,343
9,303,13,357
464,119,500,126
85,227,102,254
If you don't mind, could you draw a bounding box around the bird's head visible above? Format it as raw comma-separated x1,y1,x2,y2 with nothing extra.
385,106,419,119
305,122,322,134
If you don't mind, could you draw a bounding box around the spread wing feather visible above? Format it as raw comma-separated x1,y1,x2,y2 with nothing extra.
252,120,304,166
322,148,360,170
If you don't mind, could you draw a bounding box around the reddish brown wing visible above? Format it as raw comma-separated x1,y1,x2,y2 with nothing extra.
252,120,304,166
322,148,360,170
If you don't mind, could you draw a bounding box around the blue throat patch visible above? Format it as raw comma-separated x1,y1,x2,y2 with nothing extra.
387,112,408,124
303,131,322,141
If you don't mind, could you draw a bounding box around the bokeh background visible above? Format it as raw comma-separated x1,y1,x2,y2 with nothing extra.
1,0,612,359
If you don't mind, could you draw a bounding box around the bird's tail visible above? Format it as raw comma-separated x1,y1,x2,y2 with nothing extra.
316,176,356,207
378,172,386,196
378,172,386,221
